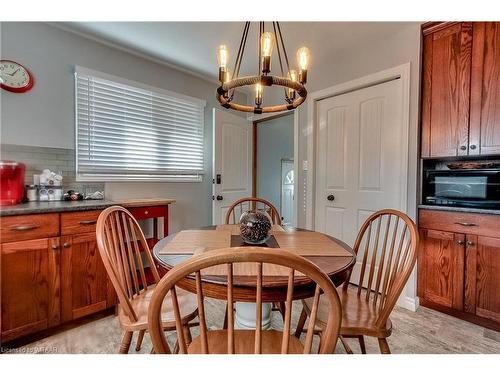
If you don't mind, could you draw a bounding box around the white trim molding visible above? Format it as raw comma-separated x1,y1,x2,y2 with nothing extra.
293,110,300,228
305,63,412,229
398,296,419,312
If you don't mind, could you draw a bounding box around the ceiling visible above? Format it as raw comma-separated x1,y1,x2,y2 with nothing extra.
60,22,417,86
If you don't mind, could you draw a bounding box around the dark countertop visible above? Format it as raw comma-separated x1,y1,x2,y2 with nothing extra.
0,200,117,216
418,204,500,216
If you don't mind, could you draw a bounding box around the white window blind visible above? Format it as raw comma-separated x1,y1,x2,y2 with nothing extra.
75,66,206,181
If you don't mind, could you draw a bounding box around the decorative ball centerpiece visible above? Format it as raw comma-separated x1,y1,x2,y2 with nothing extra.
239,210,272,245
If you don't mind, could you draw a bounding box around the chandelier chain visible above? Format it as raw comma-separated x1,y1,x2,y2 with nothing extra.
276,22,291,73
230,21,250,100
272,22,290,101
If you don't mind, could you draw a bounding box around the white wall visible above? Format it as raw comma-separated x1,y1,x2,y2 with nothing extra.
0,22,247,233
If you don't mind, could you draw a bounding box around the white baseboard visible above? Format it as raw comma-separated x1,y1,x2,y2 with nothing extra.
396,296,419,312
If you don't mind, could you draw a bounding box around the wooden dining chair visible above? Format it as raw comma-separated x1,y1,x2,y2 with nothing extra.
294,209,419,354
148,247,343,354
225,197,282,225
96,206,199,354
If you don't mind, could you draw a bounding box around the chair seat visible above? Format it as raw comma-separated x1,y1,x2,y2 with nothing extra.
119,284,198,331
187,329,304,354
303,287,392,338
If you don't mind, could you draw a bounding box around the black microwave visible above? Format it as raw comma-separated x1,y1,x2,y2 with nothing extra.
423,169,500,209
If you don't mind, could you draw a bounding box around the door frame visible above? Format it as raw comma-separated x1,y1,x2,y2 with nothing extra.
306,63,411,230
252,111,299,227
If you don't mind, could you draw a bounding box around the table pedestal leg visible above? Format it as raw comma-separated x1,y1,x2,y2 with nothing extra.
234,302,272,330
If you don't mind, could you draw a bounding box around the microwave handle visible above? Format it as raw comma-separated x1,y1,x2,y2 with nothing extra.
454,222,478,227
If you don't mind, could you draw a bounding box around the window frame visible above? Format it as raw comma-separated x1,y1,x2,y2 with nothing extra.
74,66,206,182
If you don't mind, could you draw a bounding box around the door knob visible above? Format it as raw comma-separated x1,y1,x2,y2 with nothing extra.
216,195,223,201
327,195,335,201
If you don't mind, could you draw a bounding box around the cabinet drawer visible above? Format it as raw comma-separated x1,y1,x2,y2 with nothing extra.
0,213,59,243
61,210,101,235
419,209,500,238
127,205,167,220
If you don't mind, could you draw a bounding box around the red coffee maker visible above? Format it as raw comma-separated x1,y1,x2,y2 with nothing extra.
0,161,26,206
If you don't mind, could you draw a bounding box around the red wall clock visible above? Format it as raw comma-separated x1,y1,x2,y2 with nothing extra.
0,60,34,93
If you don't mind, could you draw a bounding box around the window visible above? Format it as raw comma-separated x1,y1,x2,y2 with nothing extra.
75,66,206,181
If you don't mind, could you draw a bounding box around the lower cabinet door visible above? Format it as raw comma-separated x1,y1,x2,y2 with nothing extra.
60,233,111,322
465,235,500,323
1,238,60,342
418,229,465,309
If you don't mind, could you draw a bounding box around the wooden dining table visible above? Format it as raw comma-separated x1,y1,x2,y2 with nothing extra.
152,225,356,306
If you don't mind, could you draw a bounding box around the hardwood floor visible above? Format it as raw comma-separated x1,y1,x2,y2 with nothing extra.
7,299,500,354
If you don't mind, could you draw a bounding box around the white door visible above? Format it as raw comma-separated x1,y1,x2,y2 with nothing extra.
314,78,407,284
212,109,253,225
280,159,294,226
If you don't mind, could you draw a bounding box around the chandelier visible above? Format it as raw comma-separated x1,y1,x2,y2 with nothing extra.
216,22,310,114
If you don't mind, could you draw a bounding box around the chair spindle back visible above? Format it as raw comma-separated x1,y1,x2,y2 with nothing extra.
347,209,418,327
225,197,282,225
96,206,161,323
148,247,342,354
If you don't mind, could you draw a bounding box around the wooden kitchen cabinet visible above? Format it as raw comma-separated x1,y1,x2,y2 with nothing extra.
60,233,111,322
417,229,464,310
0,238,61,342
0,209,116,343
421,22,472,158
422,22,500,157
464,235,500,323
418,209,500,330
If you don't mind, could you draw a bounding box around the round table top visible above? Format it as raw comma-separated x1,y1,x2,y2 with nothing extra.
152,226,356,302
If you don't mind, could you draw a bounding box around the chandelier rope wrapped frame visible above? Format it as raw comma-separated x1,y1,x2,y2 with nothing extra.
216,21,310,114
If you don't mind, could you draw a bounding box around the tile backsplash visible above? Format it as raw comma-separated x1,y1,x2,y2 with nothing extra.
0,144,104,193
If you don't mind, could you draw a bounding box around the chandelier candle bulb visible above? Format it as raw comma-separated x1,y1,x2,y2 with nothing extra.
297,47,310,83
217,44,229,82
255,83,263,106
260,32,274,73
223,69,231,98
288,70,298,100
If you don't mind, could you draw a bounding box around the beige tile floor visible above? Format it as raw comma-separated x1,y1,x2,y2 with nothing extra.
13,299,500,354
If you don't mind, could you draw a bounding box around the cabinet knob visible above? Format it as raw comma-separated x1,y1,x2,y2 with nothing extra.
457,240,465,245
327,194,335,201
460,145,467,151
51,244,59,250
467,241,475,246
63,242,71,248
470,144,477,150
144,210,149,215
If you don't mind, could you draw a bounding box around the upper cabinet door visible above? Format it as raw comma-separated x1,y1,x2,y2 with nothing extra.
470,22,500,156
421,22,473,158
